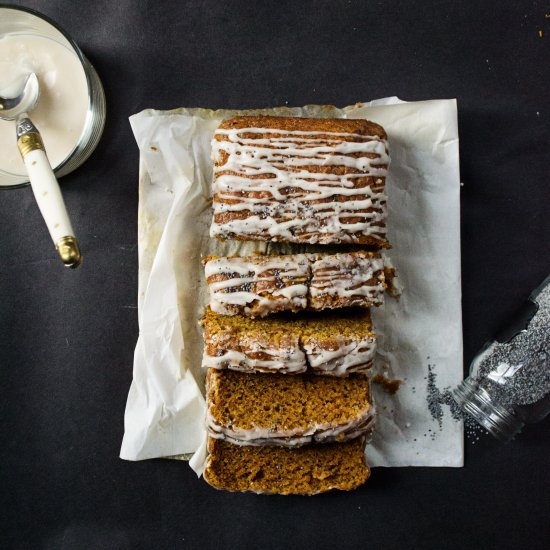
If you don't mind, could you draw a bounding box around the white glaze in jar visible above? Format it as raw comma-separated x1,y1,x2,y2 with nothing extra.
0,33,89,177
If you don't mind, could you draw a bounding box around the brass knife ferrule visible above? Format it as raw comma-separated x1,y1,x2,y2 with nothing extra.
17,131,44,158
56,236,82,269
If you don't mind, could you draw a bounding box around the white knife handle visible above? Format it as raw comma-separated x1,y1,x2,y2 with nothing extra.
17,125,82,268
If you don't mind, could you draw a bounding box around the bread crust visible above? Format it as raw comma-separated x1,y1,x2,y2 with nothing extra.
217,115,387,138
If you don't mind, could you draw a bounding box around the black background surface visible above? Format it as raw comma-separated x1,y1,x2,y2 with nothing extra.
1,1,549,549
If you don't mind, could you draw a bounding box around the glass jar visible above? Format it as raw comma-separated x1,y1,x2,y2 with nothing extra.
0,4,106,188
453,274,550,441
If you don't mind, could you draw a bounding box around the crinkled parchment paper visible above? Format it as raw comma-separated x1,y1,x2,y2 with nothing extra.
120,98,463,471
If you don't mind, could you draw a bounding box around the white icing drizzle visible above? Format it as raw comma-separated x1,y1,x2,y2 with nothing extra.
205,254,310,317
309,253,385,309
206,404,375,447
202,251,384,376
205,251,385,317
210,125,389,243
303,336,377,376
202,325,377,376
202,347,306,374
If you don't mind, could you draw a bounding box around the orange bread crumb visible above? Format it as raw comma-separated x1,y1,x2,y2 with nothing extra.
204,437,370,495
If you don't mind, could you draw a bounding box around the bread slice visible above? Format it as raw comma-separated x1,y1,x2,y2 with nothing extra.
210,115,390,247
299,312,377,375
204,251,385,317
204,253,311,317
201,308,306,374
206,369,374,446
201,308,376,376
204,437,370,495
309,251,385,310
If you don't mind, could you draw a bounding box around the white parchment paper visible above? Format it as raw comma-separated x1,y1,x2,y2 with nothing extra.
120,98,464,470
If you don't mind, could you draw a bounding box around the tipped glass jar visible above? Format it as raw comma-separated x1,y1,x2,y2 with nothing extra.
453,275,550,441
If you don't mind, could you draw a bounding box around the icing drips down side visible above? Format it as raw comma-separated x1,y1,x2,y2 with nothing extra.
206,404,375,447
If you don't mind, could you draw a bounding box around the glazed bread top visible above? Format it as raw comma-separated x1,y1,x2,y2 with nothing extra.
210,115,390,246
